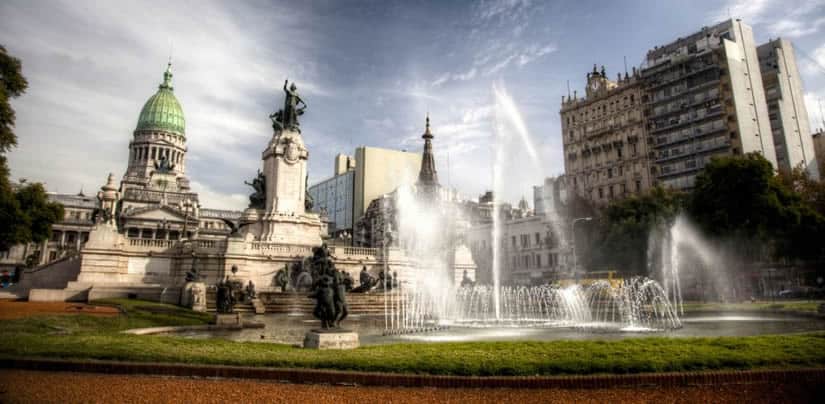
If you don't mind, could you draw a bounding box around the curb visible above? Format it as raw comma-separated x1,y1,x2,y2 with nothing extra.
2,358,824,389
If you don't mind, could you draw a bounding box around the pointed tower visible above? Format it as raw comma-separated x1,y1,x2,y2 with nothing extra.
417,115,440,198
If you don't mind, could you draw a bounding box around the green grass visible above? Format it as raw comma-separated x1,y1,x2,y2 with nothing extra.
2,299,825,376
682,300,824,314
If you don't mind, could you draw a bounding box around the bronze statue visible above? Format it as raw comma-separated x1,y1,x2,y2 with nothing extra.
275,264,290,291
245,280,257,300
270,80,307,133
244,170,266,209
351,266,374,293
154,155,175,174
304,174,314,211
460,270,474,288
306,244,349,329
215,278,235,313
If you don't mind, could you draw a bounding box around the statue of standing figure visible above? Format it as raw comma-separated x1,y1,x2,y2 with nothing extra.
215,278,236,313
269,80,307,133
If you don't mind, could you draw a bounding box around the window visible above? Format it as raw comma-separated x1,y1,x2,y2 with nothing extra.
512,236,516,248
536,254,542,267
535,233,541,245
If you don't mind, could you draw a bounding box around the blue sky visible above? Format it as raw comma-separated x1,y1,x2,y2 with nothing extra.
2,0,825,210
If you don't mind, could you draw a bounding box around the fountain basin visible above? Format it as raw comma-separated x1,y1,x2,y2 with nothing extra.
161,311,825,346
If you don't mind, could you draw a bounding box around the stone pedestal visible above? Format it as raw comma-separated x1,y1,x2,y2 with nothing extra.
303,330,359,349
182,282,207,312
251,298,266,314
214,313,242,328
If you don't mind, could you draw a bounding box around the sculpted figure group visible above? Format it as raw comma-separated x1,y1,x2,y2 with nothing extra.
306,244,349,329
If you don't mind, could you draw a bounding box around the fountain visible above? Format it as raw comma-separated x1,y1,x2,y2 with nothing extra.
380,82,683,335
649,214,730,304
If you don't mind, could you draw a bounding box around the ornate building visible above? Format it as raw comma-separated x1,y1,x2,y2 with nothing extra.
2,63,240,289
561,65,652,205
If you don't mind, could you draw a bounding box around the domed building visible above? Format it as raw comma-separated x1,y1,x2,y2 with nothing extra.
114,62,206,242
124,62,189,187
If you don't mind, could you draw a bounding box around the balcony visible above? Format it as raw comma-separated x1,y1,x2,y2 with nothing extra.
650,109,723,135
648,79,721,106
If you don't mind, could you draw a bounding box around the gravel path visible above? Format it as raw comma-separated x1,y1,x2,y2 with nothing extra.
0,370,819,403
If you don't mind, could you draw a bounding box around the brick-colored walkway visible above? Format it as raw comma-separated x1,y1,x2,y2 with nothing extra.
0,370,820,403
0,301,119,320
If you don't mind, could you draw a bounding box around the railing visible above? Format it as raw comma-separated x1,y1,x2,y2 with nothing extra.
341,247,379,256
127,238,177,252
122,188,199,205
248,242,312,256
197,239,226,250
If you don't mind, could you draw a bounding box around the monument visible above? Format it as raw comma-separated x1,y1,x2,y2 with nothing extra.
235,80,323,246
303,244,359,349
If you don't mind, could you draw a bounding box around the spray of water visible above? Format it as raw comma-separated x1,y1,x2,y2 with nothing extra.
490,81,545,319
650,214,728,309
381,83,684,334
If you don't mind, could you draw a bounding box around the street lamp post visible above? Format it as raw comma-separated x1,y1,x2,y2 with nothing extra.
570,217,592,279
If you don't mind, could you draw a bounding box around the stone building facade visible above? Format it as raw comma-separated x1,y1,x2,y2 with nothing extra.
561,19,817,201
561,65,652,205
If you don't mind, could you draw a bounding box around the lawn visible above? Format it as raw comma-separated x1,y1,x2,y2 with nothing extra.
2,299,825,376
681,300,824,314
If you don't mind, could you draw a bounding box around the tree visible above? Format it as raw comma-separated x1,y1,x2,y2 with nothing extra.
777,166,825,218
585,187,686,273
0,45,28,155
0,45,64,252
689,153,825,261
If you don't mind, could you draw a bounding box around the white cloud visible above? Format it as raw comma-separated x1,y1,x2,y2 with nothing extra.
709,0,772,24
768,16,825,37
189,181,247,211
0,0,326,202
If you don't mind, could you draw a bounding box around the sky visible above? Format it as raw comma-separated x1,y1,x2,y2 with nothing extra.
2,0,825,210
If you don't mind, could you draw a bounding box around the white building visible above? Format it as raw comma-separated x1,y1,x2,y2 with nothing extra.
643,19,777,190
757,38,820,179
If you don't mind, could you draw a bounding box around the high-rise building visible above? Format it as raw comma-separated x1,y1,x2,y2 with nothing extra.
643,19,776,190
352,146,422,223
813,129,825,176
560,65,652,205
308,146,421,235
307,155,356,234
757,39,819,179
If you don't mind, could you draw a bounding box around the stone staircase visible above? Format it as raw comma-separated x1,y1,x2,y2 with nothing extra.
206,291,398,315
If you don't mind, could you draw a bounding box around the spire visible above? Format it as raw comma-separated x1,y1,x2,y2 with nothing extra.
423,114,432,139
417,114,439,194
160,61,173,91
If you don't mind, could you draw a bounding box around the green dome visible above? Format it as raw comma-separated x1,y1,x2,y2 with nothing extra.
136,63,185,136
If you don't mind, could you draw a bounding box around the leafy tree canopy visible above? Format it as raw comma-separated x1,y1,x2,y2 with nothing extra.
0,45,64,253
